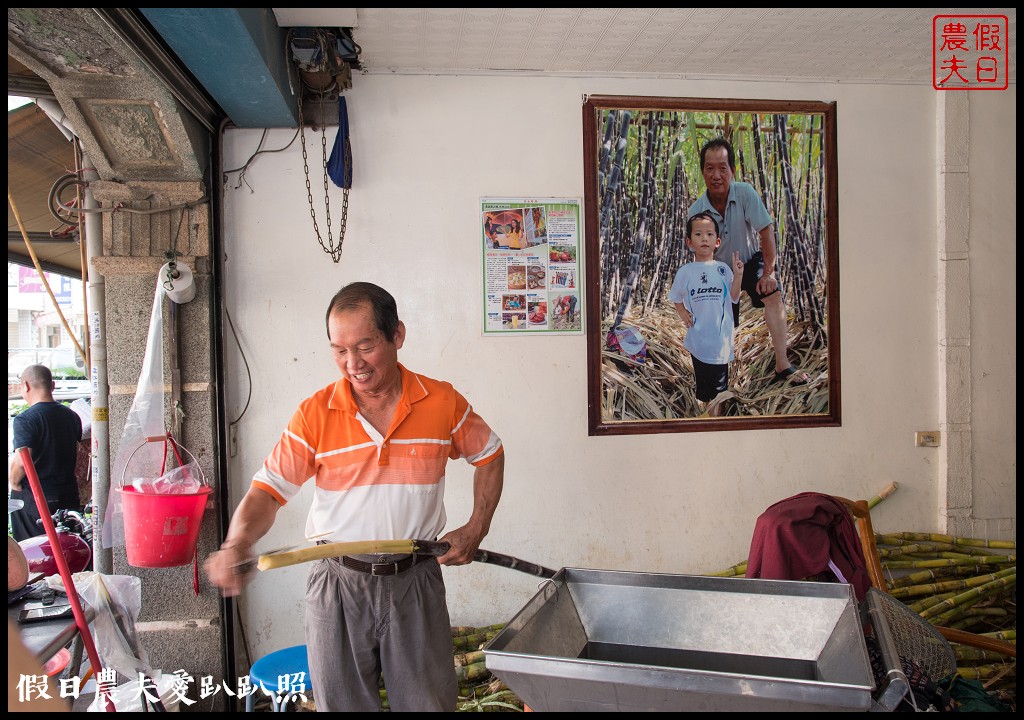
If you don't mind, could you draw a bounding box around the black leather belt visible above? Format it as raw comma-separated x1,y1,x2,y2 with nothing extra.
341,554,434,576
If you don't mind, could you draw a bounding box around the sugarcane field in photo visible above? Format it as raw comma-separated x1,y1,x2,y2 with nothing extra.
598,108,830,421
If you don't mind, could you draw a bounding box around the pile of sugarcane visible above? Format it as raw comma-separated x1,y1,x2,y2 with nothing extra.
707,483,1016,709
376,624,524,712
294,624,524,712
602,302,829,421
876,532,1015,704
450,624,524,713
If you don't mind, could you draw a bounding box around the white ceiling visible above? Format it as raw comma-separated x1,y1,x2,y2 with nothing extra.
275,7,1017,85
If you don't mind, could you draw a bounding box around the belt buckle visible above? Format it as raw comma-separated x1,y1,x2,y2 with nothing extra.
371,556,398,576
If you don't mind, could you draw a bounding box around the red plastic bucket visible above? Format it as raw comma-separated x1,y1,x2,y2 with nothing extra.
118,485,212,568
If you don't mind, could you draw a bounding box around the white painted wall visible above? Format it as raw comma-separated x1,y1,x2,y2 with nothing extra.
219,74,1014,653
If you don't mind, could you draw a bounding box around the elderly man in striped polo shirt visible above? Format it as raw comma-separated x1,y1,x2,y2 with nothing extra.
206,282,504,712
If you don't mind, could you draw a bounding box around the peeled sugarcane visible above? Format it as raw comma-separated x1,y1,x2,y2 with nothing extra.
866,481,898,509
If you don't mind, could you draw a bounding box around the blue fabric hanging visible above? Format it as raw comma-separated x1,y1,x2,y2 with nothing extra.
327,96,352,189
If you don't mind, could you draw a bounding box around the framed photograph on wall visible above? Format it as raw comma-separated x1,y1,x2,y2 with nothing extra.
582,95,839,435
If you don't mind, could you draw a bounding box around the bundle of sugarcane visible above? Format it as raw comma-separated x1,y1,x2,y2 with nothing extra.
450,624,525,712
374,624,525,712
876,532,1016,705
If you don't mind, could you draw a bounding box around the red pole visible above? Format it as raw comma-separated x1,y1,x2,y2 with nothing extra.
17,446,115,712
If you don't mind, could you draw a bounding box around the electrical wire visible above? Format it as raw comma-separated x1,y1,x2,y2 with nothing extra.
224,307,252,426
222,128,300,192
47,172,208,218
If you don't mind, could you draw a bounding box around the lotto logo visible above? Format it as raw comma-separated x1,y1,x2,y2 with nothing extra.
933,15,1009,90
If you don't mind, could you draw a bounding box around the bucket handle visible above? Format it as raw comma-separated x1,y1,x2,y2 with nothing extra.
120,433,208,489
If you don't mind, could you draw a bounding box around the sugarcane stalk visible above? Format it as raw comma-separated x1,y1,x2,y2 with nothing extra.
887,565,987,588
454,661,490,684
922,575,1016,622
452,631,500,650
879,533,1015,550
953,646,1013,662
454,650,485,667
929,592,998,627
877,542,959,557
955,664,1016,681
889,567,1016,600
258,539,417,570
866,481,898,509
982,629,1015,641
880,539,1005,558
452,623,505,640
948,615,992,632
960,607,1010,618
882,555,1014,570
907,589,960,614
707,560,747,577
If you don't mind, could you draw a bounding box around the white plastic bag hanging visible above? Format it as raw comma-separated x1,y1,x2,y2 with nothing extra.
102,277,168,548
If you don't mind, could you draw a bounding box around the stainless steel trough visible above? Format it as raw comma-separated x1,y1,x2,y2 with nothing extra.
483,569,884,712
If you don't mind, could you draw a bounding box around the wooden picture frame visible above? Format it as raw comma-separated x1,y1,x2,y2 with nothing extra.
583,95,840,435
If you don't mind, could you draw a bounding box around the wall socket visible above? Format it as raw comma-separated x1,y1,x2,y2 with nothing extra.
916,431,941,447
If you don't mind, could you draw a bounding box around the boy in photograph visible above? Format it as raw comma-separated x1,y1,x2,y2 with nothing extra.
668,212,743,416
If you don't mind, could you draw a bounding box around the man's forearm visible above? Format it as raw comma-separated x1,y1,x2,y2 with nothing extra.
9,455,26,491
467,453,505,541
758,226,777,271
221,486,282,549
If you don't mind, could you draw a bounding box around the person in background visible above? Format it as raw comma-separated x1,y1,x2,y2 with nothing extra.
8,365,84,541
205,282,505,712
688,137,811,386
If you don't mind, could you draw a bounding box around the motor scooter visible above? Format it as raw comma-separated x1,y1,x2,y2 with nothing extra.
9,500,93,578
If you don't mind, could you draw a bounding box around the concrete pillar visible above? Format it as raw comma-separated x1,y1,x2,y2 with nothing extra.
935,92,973,536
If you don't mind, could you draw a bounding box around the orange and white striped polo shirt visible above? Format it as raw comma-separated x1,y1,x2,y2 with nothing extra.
252,364,503,542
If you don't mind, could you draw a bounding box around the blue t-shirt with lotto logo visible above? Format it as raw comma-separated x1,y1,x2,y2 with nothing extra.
667,260,737,365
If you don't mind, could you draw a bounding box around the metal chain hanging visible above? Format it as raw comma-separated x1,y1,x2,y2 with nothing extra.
294,29,349,263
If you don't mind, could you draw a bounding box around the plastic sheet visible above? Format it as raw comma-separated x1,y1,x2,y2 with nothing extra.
103,277,168,548
72,573,154,680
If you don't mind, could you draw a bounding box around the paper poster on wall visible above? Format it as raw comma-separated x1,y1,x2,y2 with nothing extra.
481,197,582,336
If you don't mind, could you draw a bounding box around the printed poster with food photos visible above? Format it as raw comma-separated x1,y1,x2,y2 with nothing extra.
481,197,582,335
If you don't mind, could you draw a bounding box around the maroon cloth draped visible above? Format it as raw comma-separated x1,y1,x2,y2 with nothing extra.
745,491,872,601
